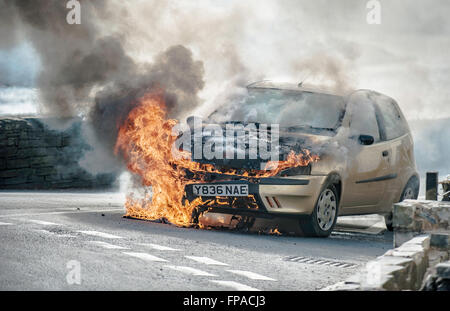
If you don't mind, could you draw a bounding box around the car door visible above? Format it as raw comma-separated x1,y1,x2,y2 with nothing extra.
340,92,392,213
371,94,411,212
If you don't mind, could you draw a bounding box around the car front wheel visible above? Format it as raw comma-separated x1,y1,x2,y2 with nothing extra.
299,183,339,237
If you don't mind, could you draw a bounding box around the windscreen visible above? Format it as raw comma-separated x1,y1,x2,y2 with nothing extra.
209,89,346,131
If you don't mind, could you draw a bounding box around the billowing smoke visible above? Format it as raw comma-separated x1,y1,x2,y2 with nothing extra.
89,44,204,155
0,0,360,121
1,0,449,180
293,52,356,95
2,0,103,116
0,0,207,173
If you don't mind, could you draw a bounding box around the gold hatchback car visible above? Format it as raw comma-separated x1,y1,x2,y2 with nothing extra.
186,81,419,237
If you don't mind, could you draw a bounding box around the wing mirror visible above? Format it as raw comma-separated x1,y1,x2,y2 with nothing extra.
358,135,375,145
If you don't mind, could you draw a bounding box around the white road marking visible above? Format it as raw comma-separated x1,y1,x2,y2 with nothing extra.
35,229,52,234
226,270,276,281
78,230,123,239
164,265,217,277
185,256,229,266
28,219,61,226
0,222,13,225
138,243,180,251
0,208,124,218
122,252,168,262
210,280,260,291
89,241,129,250
34,229,76,238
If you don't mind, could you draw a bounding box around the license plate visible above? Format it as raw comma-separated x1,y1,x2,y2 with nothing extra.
192,184,249,196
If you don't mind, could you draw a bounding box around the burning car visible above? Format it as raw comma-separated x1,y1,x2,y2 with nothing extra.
115,81,419,237
181,81,420,236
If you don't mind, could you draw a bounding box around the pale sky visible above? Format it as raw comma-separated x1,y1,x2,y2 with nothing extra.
1,0,449,120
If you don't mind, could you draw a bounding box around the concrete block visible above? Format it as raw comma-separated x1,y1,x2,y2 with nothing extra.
379,265,408,291
405,234,431,251
359,266,396,290
393,202,416,229
389,248,425,263
430,233,450,250
374,256,411,267
393,201,450,250
387,247,428,290
398,243,426,252
436,262,450,279
394,231,416,248
427,250,449,268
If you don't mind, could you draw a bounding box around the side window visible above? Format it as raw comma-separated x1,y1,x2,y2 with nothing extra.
348,101,380,142
375,99,408,140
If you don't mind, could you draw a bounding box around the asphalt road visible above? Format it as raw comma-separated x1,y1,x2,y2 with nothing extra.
0,191,393,291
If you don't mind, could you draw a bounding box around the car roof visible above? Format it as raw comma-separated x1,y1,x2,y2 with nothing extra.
246,80,346,97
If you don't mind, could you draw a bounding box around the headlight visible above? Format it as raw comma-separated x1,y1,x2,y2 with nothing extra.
278,164,312,176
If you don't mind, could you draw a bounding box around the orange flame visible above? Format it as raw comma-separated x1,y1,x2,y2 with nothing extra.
268,228,282,235
115,91,319,227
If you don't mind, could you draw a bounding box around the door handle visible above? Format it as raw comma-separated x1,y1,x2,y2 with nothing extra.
382,150,389,157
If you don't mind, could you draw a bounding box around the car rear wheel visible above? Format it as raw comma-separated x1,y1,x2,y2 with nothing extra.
400,177,419,201
384,176,420,231
299,183,339,237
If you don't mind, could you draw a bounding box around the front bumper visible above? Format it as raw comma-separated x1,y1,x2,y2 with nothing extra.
185,175,327,218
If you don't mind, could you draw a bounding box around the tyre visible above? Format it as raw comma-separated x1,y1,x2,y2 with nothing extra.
399,176,419,201
384,213,393,232
299,183,339,237
384,176,420,231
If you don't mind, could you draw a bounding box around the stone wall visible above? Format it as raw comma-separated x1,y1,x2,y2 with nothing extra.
393,200,450,247
0,117,116,189
323,199,450,291
323,233,449,291
422,260,450,290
